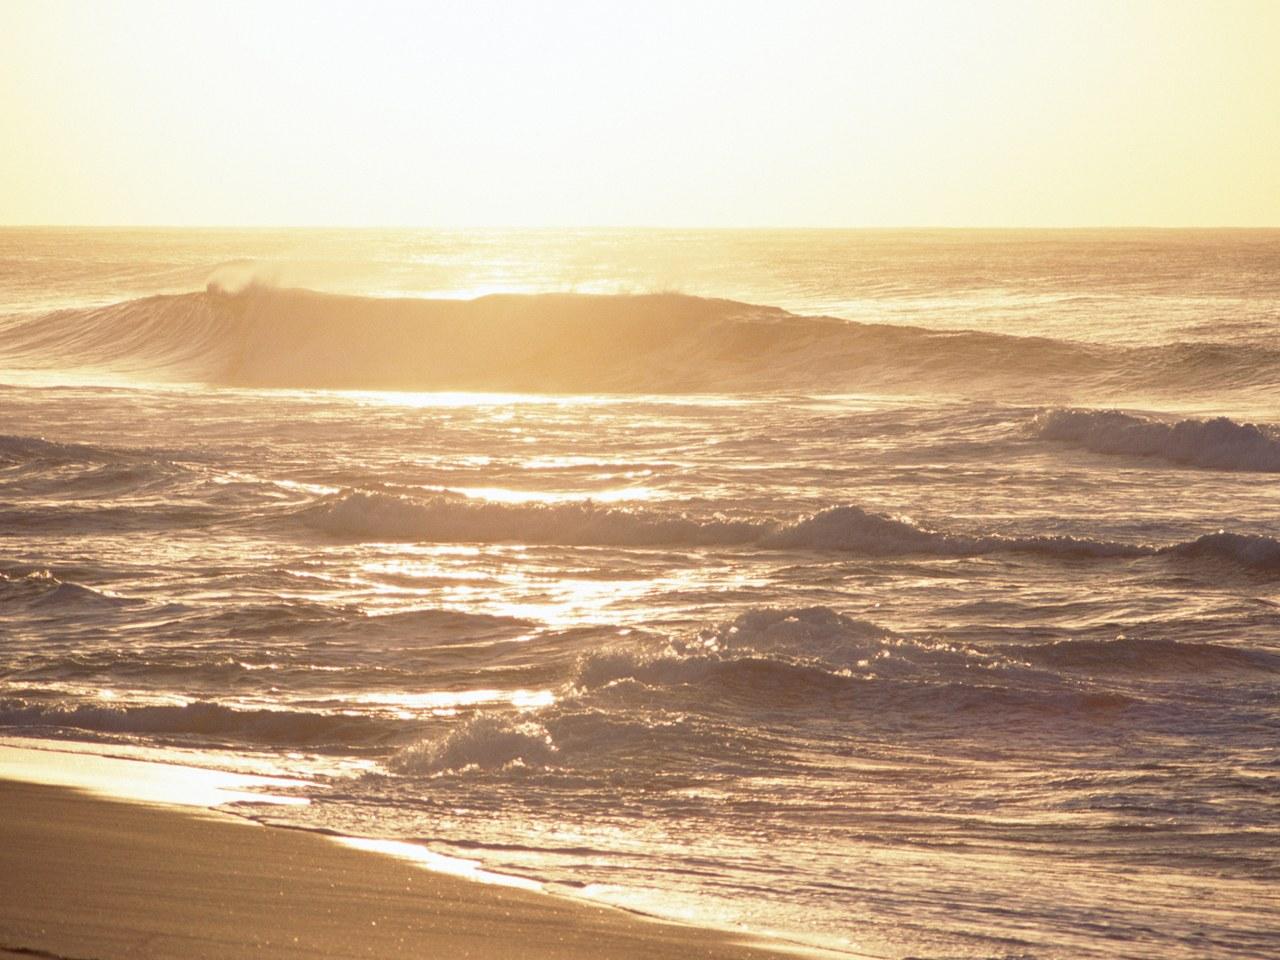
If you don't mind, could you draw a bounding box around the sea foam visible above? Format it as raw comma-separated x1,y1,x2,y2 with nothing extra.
1036,408,1280,471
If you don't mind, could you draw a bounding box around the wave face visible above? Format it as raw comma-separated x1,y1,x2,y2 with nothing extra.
1037,409,1280,470
0,293,229,379
3,284,1279,398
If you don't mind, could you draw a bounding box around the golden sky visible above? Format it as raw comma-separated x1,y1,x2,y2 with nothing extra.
3,0,1278,227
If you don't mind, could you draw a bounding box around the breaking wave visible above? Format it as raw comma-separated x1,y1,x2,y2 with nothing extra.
1036,409,1280,471
391,715,558,774
386,600,1280,781
4,285,1279,397
300,491,1280,571
387,606,1157,776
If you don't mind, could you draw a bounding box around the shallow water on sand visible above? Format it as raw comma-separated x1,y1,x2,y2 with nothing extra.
2,229,1278,958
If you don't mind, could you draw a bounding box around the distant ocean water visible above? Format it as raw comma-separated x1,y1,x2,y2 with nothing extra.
1,228,1278,959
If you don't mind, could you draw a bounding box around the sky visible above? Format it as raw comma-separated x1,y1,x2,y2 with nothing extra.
2,0,1278,227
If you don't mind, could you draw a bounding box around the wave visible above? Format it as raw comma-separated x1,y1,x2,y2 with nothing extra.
0,292,228,379
691,607,1280,677
4,285,1279,397
0,431,208,468
178,600,534,649
0,432,200,507
0,697,401,746
301,491,1280,571
759,505,1148,558
389,602,1280,777
388,605,1151,775
0,433,117,465
391,715,558,774
574,647,1136,718
0,570,143,613
1036,409,1280,471
583,606,1000,689
1162,531,1280,569
1007,635,1280,675
303,490,761,546
690,605,892,661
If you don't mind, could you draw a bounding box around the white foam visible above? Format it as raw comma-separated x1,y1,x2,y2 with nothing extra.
1036,408,1280,471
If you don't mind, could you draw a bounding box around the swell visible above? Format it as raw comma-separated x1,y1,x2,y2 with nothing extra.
301,491,1280,571
3,285,1278,397
1036,409,1280,471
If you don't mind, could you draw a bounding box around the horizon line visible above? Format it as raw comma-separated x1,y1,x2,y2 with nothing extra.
3,223,1280,232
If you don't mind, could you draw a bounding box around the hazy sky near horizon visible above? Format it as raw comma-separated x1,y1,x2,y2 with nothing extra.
3,0,1278,227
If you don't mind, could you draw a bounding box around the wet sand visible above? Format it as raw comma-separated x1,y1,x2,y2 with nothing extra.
0,777,809,960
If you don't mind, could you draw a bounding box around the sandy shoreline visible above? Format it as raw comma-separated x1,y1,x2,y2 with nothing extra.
0,767,817,960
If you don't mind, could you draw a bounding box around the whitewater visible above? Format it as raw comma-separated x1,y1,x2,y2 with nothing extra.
1,228,1278,959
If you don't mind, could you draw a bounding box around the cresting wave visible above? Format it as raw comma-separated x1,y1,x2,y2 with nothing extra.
4,285,1279,396
303,491,1280,571
1036,408,1280,471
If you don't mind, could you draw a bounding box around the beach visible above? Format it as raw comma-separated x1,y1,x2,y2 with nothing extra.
0,756,806,960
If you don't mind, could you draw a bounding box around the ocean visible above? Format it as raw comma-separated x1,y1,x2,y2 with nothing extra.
1,227,1277,958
